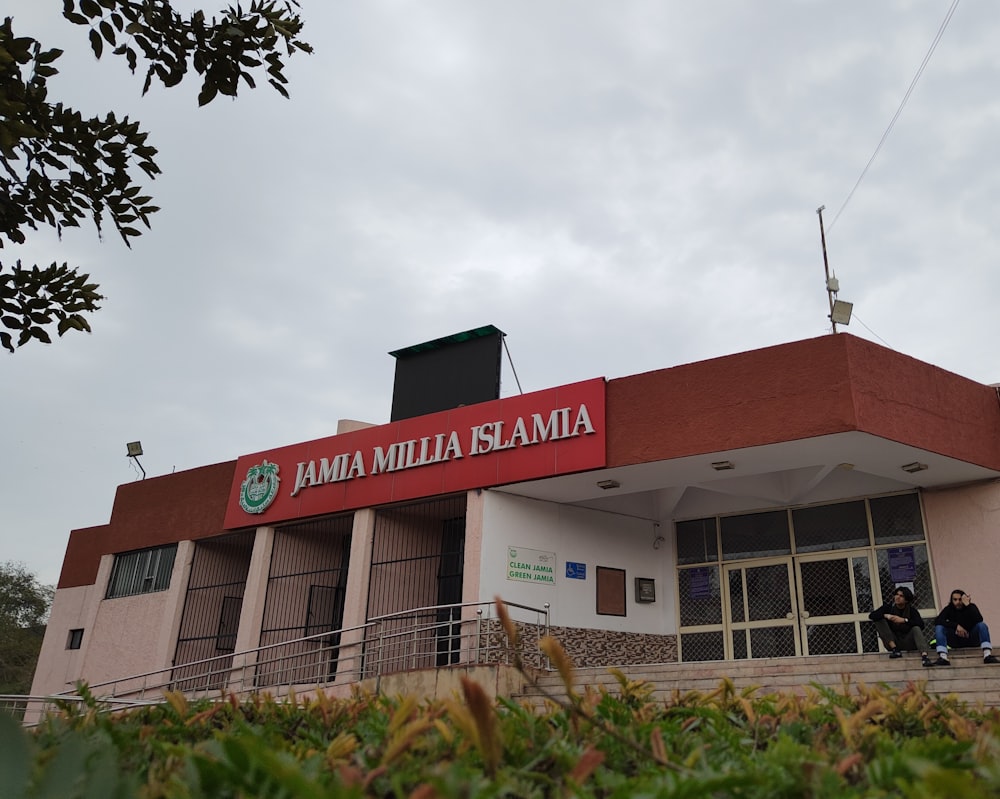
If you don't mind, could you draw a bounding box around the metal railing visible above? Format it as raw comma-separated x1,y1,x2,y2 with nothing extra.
4,600,550,723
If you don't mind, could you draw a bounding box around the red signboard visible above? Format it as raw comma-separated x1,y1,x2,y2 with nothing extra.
223,378,606,529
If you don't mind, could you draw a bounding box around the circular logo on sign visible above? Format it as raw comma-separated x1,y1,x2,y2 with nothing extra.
239,459,281,514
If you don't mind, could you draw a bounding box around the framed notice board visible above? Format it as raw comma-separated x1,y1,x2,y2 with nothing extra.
596,566,626,616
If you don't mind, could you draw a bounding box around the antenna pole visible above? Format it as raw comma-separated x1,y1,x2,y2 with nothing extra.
816,205,837,333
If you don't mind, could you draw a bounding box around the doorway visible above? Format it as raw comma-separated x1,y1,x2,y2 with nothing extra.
677,493,935,662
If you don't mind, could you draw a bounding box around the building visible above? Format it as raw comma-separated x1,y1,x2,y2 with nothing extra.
30,333,1000,698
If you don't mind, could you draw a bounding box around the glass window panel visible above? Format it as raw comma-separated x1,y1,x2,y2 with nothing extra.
800,559,854,616
680,631,724,662
852,556,873,616
732,629,748,659
870,494,925,545
860,621,881,653
806,622,858,655
875,544,933,610
677,566,722,626
792,500,869,552
745,564,792,622
675,518,718,565
728,569,745,623
749,626,796,658
721,511,790,561
106,544,177,599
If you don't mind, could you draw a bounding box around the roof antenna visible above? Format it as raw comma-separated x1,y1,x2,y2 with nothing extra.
816,206,853,333
126,441,146,479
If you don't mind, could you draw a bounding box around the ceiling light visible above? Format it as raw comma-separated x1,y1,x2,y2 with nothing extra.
901,462,928,474
596,479,621,490
711,461,735,471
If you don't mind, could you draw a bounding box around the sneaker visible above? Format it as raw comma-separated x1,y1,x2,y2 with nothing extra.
932,656,951,667
921,654,933,667
984,655,999,664
888,649,903,659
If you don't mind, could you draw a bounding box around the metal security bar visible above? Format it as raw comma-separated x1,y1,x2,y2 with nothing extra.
257,515,353,687
367,496,467,628
172,533,255,690
106,544,178,599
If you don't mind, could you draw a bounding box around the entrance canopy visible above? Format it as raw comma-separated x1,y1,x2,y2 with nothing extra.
495,334,1000,521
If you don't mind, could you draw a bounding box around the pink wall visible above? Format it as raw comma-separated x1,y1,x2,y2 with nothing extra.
33,543,194,696
923,482,1000,624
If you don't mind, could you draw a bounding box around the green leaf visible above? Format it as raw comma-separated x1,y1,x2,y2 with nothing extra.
197,83,218,106
99,20,116,45
88,27,103,59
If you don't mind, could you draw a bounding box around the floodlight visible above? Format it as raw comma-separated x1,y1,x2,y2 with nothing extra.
830,300,853,325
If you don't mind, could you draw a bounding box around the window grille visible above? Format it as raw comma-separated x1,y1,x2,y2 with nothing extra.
367,495,467,674
172,533,254,691
106,544,177,599
674,491,931,662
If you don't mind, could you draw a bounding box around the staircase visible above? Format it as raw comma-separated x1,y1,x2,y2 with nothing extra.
512,648,1000,709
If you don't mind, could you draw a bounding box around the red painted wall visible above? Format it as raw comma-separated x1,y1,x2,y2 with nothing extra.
606,334,859,464
844,336,1000,468
58,461,236,589
606,334,1000,470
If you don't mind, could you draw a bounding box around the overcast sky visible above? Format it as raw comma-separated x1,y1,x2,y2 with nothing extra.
4,1,997,585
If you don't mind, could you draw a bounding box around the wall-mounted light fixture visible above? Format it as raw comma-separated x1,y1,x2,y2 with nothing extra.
596,479,621,490
901,462,928,474
711,461,735,471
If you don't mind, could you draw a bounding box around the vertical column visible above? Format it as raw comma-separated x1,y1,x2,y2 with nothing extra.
227,526,274,690
461,489,486,664
155,540,197,673
335,508,376,683
463,489,485,605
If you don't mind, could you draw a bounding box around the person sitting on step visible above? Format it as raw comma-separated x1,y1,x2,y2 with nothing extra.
869,586,932,667
927,589,999,667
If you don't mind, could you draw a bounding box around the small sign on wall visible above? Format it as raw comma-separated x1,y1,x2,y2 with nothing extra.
635,577,656,603
565,561,587,580
507,546,556,584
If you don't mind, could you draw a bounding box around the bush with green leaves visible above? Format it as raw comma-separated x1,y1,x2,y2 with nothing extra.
3,668,1000,798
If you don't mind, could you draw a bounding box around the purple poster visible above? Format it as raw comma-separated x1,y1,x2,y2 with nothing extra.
888,546,916,582
689,567,712,600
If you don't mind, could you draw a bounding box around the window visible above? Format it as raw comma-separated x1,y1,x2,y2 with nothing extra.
106,544,178,599
67,628,84,650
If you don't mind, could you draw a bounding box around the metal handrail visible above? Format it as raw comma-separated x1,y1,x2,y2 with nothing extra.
36,599,550,707
62,619,377,701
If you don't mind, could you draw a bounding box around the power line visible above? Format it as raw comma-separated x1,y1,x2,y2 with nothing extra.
828,0,960,234
851,312,892,348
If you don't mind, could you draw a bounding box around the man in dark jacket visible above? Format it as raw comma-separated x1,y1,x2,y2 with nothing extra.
928,589,999,666
869,586,931,666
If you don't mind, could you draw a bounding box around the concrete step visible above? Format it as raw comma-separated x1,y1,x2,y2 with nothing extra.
513,649,1000,709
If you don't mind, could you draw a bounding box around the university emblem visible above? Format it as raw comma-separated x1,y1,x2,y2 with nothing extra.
239,459,281,514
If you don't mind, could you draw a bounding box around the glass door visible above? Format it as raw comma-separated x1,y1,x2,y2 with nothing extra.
724,559,800,659
795,552,879,655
